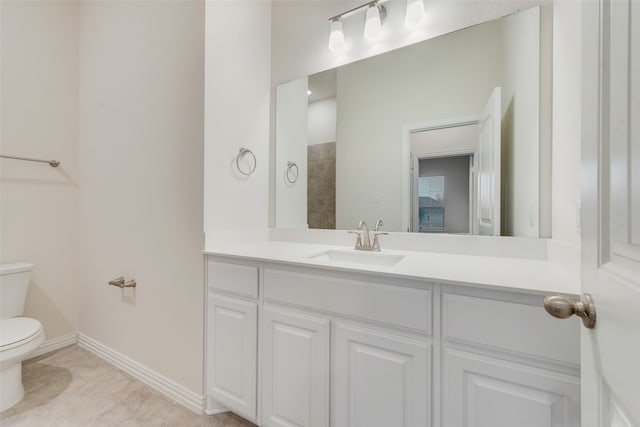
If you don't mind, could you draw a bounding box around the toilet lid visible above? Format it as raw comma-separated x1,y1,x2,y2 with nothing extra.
0,317,43,348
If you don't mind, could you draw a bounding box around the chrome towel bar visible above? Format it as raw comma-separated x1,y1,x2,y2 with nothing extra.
108,276,137,288
0,154,60,167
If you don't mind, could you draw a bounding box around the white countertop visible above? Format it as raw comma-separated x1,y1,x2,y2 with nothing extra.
204,241,580,295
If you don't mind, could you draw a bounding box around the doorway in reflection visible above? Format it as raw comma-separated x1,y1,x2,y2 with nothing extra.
415,156,472,234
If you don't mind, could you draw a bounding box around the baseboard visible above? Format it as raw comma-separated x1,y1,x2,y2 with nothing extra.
205,408,229,416
30,332,78,358
205,395,229,415
77,333,204,414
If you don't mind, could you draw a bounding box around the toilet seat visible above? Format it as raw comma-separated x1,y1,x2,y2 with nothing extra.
0,317,43,352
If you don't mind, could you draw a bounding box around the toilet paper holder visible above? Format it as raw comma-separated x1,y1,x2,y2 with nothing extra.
108,276,137,288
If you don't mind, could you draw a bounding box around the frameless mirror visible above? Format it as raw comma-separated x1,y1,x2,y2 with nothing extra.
275,7,545,237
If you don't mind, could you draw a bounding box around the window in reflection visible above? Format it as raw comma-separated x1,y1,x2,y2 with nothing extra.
418,176,445,232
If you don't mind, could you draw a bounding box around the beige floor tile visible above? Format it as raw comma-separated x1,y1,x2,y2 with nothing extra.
0,345,255,427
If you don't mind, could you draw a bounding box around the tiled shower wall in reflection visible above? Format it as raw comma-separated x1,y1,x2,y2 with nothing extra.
307,142,336,229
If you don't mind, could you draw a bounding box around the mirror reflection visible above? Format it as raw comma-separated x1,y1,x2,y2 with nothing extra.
275,7,543,237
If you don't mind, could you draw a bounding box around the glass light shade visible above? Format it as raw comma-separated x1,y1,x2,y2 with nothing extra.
405,0,425,28
364,5,383,41
328,19,345,53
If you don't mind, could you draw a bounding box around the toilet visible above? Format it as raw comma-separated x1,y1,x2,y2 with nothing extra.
0,263,45,412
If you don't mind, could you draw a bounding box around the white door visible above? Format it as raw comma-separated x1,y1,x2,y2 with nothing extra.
207,293,257,421
261,307,330,427
578,1,640,425
332,322,430,427
476,87,501,236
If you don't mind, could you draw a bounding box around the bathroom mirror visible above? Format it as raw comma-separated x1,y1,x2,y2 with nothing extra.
275,7,545,237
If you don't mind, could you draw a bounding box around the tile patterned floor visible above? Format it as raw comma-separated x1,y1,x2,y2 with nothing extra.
0,345,255,427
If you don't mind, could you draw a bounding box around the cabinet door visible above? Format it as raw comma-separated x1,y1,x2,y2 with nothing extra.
333,323,431,427
261,307,330,427
207,293,257,421
443,348,580,427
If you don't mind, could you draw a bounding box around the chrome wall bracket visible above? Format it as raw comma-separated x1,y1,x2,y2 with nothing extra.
108,276,137,288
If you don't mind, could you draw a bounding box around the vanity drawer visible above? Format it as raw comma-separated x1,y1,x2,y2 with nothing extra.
442,293,580,365
264,268,431,333
207,260,258,299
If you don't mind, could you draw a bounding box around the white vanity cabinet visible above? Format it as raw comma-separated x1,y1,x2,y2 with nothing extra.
261,306,330,427
441,291,581,427
262,266,433,427
205,255,580,427
443,350,580,427
206,260,259,422
333,322,431,427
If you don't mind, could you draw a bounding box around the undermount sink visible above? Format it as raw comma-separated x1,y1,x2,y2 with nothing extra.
309,249,405,267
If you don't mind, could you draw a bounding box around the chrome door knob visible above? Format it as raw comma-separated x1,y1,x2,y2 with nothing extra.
543,293,596,329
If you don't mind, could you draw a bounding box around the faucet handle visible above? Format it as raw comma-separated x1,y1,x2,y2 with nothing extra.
348,230,363,249
371,232,388,252
374,219,384,231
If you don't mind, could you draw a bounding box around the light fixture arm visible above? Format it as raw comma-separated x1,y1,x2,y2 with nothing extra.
328,0,388,23
327,0,422,52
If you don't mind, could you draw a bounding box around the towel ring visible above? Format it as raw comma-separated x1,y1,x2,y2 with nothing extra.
236,148,256,176
286,161,299,184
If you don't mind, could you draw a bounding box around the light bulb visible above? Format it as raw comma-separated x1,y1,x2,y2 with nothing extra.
364,4,383,41
328,19,345,53
405,0,425,29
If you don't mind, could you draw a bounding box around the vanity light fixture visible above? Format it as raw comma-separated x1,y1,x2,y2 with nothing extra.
307,89,312,96
363,2,386,41
328,18,346,53
405,0,426,29
327,1,387,51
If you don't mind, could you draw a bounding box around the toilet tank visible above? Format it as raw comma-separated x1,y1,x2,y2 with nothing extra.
0,263,35,319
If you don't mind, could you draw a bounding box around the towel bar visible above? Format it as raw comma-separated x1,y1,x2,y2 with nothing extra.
0,154,60,167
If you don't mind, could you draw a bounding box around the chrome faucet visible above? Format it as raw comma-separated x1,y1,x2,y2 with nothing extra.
349,220,388,251
359,220,371,248
372,220,388,251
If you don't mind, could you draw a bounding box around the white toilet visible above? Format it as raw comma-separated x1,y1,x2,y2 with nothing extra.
0,263,45,412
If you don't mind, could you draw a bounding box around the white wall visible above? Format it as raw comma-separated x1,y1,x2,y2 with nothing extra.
308,98,337,146
410,124,479,156
552,1,582,249
204,1,271,247
275,78,308,228
0,1,78,340
77,0,205,394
